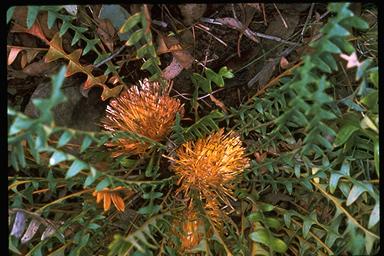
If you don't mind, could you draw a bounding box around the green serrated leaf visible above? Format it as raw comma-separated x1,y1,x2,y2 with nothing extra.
265,217,282,230
95,178,110,191
259,203,274,212
7,7,16,24
356,59,372,81
250,229,288,253
9,236,22,255
57,130,72,147
334,124,359,147
321,39,342,54
138,204,161,215
80,135,93,153
27,6,39,28
119,12,142,33
126,28,144,46
346,184,366,206
192,73,211,93
137,44,150,58
83,39,99,55
373,140,379,177
59,21,71,36
369,69,378,88
47,11,57,29
329,173,343,194
368,202,379,228
142,191,163,200
345,16,369,30
66,159,88,178
325,23,350,38
205,68,224,87
84,172,98,187
71,32,82,46
219,66,234,78
9,117,35,135
302,214,316,239
140,58,155,70
49,151,67,166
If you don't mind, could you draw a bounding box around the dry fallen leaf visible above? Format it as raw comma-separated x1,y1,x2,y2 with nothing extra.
22,60,61,77
7,47,23,65
279,56,290,69
162,57,184,80
159,34,194,80
96,18,116,52
11,6,28,27
209,94,227,113
11,22,50,45
20,54,28,69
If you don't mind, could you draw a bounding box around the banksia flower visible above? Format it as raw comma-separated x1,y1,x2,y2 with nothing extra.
102,79,183,157
92,186,126,212
170,129,249,202
172,208,204,251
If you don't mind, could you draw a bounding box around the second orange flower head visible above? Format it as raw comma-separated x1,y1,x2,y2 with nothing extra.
171,129,250,200
102,79,184,157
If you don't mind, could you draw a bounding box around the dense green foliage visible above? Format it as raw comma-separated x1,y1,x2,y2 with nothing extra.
8,3,378,255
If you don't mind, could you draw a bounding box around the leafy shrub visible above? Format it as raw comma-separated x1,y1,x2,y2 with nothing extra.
8,3,378,255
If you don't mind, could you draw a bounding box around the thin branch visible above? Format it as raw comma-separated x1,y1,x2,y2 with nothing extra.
203,17,298,46
301,3,315,40
94,45,126,68
273,4,288,28
312,181,380,240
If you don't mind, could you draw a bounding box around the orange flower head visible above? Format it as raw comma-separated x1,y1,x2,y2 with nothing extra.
102,79,183,157
171,129,250,202
92,186,126,212
172,208,204,251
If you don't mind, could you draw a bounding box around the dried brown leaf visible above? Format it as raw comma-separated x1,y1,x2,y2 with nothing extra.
96,19,116,52
209,94,228,113
7,47,23,65
22,60,61,76
20,54,28,69
44,33,121,100
279,56,290,69
11,21,50,45
11,6,28,27
162,57,184,80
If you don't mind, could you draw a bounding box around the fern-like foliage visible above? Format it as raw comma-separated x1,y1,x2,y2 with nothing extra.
170,110,224,145
274,3,370,156
229,3,379,255
108,212,171,255
119,7,163,82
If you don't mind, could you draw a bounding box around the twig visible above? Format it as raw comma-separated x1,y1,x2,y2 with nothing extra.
261,4,267,26
273,4,288,28
205,17,298,46
94,45,126,68
194,23,228,47
253,31,298,46
172,88,224,101
301,3,315,40
318,10,330,21
200,17,222,25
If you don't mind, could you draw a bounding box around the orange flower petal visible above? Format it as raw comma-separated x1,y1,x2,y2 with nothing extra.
111,193,125,212
96,192,104,204
103,193,111,211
